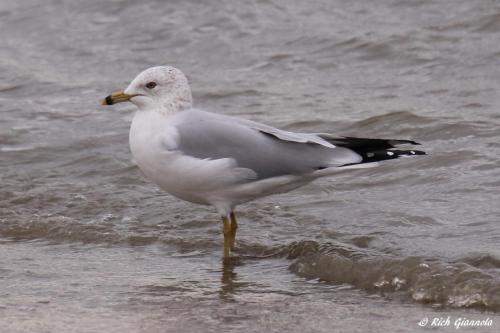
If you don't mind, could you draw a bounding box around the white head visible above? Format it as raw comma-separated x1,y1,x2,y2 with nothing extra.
101,66,193,113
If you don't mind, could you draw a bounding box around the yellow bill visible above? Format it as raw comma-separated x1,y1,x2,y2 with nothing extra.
100,91,136,105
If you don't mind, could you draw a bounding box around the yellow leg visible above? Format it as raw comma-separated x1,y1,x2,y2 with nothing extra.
229,212,238,250
222,215,231,258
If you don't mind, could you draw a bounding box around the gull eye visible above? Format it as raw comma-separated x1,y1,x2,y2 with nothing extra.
145,82,157,89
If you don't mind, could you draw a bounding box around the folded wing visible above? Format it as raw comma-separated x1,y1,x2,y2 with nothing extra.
171,110,362,180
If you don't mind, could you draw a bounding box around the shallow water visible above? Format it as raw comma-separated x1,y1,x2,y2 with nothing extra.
1,0,500,332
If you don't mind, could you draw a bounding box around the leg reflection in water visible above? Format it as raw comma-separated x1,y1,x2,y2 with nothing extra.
220,256,244,300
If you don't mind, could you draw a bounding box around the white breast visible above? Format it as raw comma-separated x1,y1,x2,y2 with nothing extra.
129,110,200,202
129,110,247,206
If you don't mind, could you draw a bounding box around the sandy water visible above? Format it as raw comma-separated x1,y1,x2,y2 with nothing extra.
1,0,500,332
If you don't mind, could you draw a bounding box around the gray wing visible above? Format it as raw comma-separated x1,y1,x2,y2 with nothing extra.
171,110,362,180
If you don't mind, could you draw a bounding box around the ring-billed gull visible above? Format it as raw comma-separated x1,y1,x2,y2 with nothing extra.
101,66,425,258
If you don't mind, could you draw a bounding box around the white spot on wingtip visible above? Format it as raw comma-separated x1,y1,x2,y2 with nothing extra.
367,152,375,158
387,151,394,156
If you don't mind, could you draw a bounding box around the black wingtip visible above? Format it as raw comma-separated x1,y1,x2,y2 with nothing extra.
322,136,423,152
354,149,426,164
319,135,426,165
389,139,421,146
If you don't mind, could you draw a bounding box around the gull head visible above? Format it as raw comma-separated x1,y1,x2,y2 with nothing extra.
101,66,193,113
